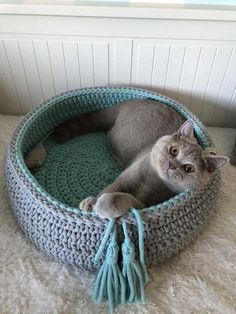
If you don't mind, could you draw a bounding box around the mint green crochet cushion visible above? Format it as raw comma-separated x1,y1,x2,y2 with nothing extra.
34,133,121,207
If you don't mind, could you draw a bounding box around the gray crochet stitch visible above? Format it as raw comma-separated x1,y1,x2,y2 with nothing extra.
4,87,222,270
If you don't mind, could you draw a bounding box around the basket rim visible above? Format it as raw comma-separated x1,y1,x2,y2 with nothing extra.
7,86,216,218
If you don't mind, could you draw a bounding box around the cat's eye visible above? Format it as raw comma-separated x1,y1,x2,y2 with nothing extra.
183,164,195,173
169,146,179,156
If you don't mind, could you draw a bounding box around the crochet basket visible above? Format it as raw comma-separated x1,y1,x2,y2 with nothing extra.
4,87,221,273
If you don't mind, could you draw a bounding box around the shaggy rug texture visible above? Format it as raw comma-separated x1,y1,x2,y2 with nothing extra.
0,114,235,314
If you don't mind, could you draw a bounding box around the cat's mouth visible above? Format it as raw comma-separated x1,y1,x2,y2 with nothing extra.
166,168,174,178
158,155,181,181
168,169,182,181
164,161,175,175
165,162,182,180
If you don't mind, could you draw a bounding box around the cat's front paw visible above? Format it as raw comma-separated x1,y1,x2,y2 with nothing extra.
79,196,97,213
94,193,129,219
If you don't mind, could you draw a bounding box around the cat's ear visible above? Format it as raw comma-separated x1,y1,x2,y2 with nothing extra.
177,120,194,139
205,155,229,173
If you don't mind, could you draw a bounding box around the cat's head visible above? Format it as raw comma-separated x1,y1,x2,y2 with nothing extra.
151,120,229,193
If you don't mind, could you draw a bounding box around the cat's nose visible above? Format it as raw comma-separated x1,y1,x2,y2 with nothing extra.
169,162,176,170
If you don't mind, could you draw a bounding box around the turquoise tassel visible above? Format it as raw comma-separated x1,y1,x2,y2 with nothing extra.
92,228,126,312
122,237,145,303
94,218,116,263
131,208,149,283
121,221,147,303
92,210,149,312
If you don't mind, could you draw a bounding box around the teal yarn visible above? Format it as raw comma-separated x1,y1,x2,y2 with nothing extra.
121,220,146,303
93,226,126,312
93,209,149,311
34,133,121,208
94,218,116,263
131,208,149,283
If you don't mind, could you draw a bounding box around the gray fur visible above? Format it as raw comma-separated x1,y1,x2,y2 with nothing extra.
54,99,229,218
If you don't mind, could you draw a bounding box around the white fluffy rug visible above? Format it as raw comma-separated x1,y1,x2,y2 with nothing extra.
0,115,236,314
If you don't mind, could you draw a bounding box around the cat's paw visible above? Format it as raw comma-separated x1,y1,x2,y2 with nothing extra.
94,193,129,219
79,196,97,213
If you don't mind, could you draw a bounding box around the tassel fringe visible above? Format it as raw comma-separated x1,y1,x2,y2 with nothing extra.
93,227,125,312
92,209,149,312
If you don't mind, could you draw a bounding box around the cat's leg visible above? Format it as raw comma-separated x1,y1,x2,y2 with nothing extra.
80,162,143,217
94,192,144,219
53,106,120,143
79,196,97,213
79,183,118,213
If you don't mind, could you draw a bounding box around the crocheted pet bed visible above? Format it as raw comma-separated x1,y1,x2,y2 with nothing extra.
4,87,220,309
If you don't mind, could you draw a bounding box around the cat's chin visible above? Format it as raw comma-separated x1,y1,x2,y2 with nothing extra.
155,167,168,181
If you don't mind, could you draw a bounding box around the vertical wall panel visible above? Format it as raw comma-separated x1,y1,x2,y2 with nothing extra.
93,42,109,86
33,41,55,100
109,39,133,85
63,42,81,90
211,49,236,126
0,36,235,127
151,45,170,94
177,46,201,107
0,48,5,111
48,41,68,94
0,40,20,114
78,42,94,88
3,40,32,113
131,42,155,86
189,46,217,119
164,45,186,100
18,40,44,108
201,47,233,125
224,88,236,127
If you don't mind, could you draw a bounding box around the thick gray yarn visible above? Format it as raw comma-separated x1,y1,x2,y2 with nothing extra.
4,87,221,271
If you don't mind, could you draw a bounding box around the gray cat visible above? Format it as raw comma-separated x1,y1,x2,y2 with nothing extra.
54,99,229,219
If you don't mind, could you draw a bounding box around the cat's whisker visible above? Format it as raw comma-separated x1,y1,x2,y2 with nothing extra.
173,171,182,181
159,154,168,163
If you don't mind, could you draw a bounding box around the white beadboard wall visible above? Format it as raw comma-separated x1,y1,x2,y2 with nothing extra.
0,4,236,127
